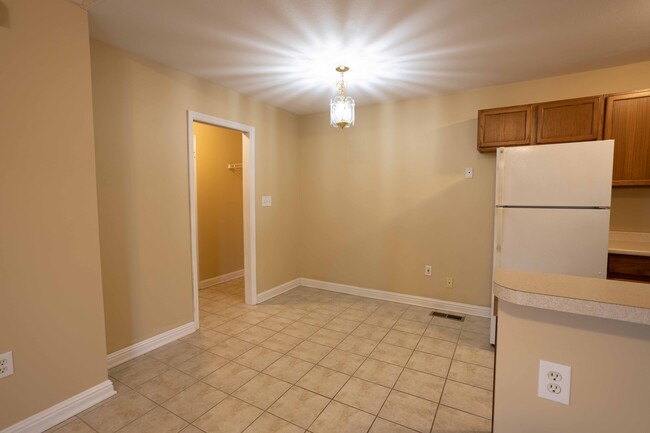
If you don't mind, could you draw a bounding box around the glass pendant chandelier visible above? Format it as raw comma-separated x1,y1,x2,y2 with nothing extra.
330,66,355,129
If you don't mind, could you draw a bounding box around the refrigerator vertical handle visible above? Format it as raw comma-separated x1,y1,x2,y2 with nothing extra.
496,148,506,205
495,207,504,259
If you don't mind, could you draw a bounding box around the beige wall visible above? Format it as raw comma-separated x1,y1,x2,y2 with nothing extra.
494,300,650,432
298,61,650,307
195,122,244,281
90,40,300,353
0,0,108,428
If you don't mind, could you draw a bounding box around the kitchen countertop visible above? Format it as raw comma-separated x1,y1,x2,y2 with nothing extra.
609,231,650,257
494,268,650,325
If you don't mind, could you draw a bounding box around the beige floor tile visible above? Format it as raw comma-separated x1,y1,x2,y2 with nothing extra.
308,328,347,347
430,317,463,330
110,357,169,387
163,382,227,422
81,389,157,433
324,317,361,333
182,330,230,350
296,365,350,398
369,418,417,433
378,390,437,433
260,332,303,353
461,319,490,336
276,308,309,321
453,345,494,369
401,307,433,323
258,316,294,332
150,343,204,367
242,412,305,433
199,314,230,330
288,340,332,363
424,325,460,343
448,360,494,391
235,325,276,344
180,425,205,433
382,330,421,349
193,396,262,433
299,312,336,327
136,368,197,404
415,337,456,359
46,418,95,433
318,349,365,375
392,320,427,336
338,309,372,322
351,324,390,341
310,401,375,433
176,352,229,379
364,314,399,328
394,368,445,402
208,337,255,360
458,331,492,351
264,355,315,384
202,362,257,393
406,351,451,378
431,405,491,433
232,374,292,409
369,343,413,367
336,335,378,357
334,377,390,415
213,319,253,336
238,311,272,325
354,358,403,388
268,386,330,429
235,346,283,371
282,321,320,339
440,380,493,420
116,407,187,433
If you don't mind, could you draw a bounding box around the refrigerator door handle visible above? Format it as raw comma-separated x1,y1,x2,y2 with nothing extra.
496,148,506,205
495,207,504,256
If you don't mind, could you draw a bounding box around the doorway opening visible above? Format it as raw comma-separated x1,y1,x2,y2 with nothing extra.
187,111,257,329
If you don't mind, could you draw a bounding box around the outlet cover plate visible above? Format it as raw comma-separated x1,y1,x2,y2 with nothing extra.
0,351,14,379
538,359,571,405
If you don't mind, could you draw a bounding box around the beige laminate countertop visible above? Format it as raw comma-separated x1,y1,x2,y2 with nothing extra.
494,268,650,325
609,231,650,257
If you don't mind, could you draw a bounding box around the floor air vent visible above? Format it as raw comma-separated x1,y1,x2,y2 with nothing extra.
430,311,465,321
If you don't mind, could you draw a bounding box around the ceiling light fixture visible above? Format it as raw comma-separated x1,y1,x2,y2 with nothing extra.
330,66,355,129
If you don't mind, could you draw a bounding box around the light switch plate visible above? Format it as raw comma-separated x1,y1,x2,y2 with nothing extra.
261,196,272,207
464,167,473,179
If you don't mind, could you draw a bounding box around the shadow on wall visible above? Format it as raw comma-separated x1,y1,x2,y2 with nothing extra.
0,2,10,28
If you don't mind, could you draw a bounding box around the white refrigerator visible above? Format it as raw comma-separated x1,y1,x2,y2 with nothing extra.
490,140,614,344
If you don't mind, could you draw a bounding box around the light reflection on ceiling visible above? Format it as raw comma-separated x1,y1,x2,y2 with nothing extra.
87,0,650,115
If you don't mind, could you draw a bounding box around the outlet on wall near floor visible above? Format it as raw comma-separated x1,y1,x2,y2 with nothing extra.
446,277,453,288
0,351,14,379
261,196,272,207
538,360,571,405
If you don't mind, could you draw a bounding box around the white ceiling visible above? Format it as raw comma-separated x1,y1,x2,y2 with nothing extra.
86,0,650,115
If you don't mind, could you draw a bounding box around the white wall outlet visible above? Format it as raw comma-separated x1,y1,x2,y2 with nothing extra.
261,196,272,207
424,265,432,276
0,351,14,379
464,167,473,179
538,360,571,405
446,277,453,288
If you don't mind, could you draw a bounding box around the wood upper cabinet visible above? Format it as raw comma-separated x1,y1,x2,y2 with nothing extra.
478,105,533,152
604,90,650,186
536,96,604,144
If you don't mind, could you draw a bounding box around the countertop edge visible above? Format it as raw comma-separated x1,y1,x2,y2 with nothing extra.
494,283,650,326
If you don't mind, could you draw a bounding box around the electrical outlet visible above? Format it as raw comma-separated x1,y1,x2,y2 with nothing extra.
538,360,571,405
424,265,432,276
446,277,453,288
261,196,272,207
0,351,14,379
464,167,473,179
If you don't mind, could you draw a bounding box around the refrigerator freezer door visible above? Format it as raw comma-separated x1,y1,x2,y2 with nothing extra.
494,207,610,278
496,140,614,207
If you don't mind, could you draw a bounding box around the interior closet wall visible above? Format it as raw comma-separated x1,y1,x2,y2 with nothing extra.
195,122,244,282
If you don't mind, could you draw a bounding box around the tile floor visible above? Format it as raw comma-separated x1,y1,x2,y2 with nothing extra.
47,278,494,433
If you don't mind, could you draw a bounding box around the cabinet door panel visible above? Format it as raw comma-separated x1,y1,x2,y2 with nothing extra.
536,96,603,144
604,90,650,186
478,105,532,152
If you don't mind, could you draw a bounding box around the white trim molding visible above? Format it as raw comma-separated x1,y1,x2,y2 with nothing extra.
106,322,196,369
1,380,115,433
300,278,491,318
256,278,301,303
200,269,245,289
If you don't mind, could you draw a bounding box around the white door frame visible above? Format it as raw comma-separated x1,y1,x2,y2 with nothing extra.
187,110,257,329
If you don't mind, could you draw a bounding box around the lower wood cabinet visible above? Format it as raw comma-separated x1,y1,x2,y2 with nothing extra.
607,253,650,283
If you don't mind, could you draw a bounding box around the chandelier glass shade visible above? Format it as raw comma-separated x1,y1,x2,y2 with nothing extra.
330,66,355,129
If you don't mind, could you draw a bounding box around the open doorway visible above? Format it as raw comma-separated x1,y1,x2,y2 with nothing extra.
187,111,257,329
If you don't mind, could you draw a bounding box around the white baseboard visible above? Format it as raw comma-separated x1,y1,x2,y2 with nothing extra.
300,278,491,318
256,278,301,303
106,322,196,369
200,269,245,289
1,380,115,433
